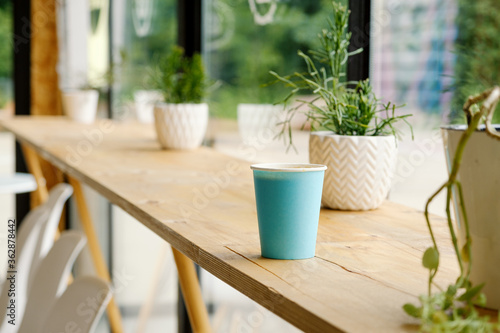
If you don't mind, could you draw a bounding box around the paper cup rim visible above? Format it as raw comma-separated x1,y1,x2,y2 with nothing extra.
250,163,327,172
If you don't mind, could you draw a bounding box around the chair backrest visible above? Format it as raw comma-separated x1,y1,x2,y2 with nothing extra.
28,183,73,290
18,231,86,333
42,277,111,333
0,206,48,333
0,183,73,333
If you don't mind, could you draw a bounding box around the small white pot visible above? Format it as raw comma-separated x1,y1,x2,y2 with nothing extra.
309,131,397,210
237,104,282,145
62,90,99,124
134,90,163,124
442,125,500,309
154,103,208,150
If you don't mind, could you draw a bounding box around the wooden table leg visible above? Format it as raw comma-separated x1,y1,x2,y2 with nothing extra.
21,145,48,207
67,176,124,333
172,248,212,333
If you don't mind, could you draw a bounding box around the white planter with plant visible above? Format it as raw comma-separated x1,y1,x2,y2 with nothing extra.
442,122,500,309
154,103,208,149
309,132,397,210
270,3,411,211
61,89,99,124
134,90,163,124
151,46,208,150
403,87,500,331
237,103,282,145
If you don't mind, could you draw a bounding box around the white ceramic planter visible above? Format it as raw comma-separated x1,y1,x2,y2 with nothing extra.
442,124,500,309
154,103,208,150
237,104,282,144
134,90,163,124
309,131,397,210
62,90,99,124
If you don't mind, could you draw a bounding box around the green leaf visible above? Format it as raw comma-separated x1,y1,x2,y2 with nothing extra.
458,283,485,302
403,303,421,318
422,247,439,270
476,293,487,307
446,284,457,297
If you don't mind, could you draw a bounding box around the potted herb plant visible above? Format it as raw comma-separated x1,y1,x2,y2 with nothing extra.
404,86,500,331
270,3,412,211
150,46,208,150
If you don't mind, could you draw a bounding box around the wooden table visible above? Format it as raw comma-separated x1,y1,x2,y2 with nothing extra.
1,116,461,332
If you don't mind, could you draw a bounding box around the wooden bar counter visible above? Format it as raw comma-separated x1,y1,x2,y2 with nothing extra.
1,116,460,332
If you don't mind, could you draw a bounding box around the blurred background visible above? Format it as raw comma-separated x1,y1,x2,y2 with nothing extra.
0,0,499,332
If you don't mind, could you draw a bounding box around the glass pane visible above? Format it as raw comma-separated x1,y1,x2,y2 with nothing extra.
111,0,177,120
204,0,346,119
371,0,457,214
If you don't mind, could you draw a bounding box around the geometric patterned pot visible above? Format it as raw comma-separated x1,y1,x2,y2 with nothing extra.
154,103,208,150
309,131,398,210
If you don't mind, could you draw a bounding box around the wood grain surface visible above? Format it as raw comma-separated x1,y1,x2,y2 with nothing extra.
1,116,462,332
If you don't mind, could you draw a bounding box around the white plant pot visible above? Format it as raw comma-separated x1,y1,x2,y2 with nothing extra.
309,132,397,210
134,90,163,124
237,104,282,145
442,125,500,309
154,103,208,150
62,90,99,124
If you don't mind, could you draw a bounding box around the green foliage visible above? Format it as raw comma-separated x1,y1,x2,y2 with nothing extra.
269,2,412,146
423,247,439,270
403,287,500,333
0,89,7,109
0,3,12,78
451,0,500,124
150,46,206,104
206,0,340,118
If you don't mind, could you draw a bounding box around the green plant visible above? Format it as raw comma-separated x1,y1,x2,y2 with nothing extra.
451,0,500,125
150,46,206,104
269,2,412,147
0,2,12,79
404,86,500,332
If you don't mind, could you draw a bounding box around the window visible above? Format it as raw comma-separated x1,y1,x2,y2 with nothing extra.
204,0,346,119
371,0,458,215
112,0,177,120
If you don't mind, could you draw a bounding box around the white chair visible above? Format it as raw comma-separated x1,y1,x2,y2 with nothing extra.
42,276,112,333
0,206,48,332
19,231,86,333
0,183,73,333
0,173,37,194
27,183,74,290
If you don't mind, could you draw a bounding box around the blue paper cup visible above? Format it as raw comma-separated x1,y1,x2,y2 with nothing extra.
251,163,327,260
